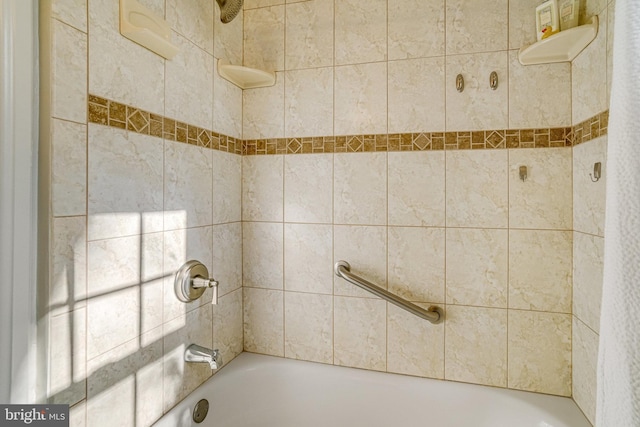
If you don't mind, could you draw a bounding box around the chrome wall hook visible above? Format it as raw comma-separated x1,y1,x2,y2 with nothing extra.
519,165,527,182
456,74,464,92
590,162,602,182
490,71,498,90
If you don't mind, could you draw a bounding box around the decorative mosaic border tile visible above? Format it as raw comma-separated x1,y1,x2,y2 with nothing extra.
87,95,608,156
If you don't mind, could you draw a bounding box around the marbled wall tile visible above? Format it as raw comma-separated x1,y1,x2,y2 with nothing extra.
335,0,386,65
167,0,214,54
88,125,163,240
51,217,87,316
88,329,164,427
508,0,537,49
163,227,214,322
244,6,285,71
509,230,572,313
573,232,604,333
334,296,386,371
607,0,615,105
212,223,243,296
285,68,334,137
243,73,285,139
212,150,242,224
388,0,444,60
243,288,284,356
446,150,508,228
446,228,508,308
334,63,387,135
572,9,608,124
242,155,284,221
388,58,445,133
388,227,445,303
285,0,334,69
508,310,572,396
52,119,86,217
52,19,87,123
164,141,213,230
573,317,598,425
214,61,243,139
48,309,86,405
163,306,213,411
165,32,214,130
446,0,508,54
445,305,507,387
508,51,572,128
509,147,573,230
69,401,86,427
573,136,607,236
334,225,387,298
214,8,243,66
285,292,333,364
334,152,387,225
244,0,283,9
284,224,333,294
284,153,333,223
580,0,608,24
388,151,445,226
387,303,444,378
213,288,244,364
52,0,87,32
446,52,508,131
89,0,164,115
243,222,284,290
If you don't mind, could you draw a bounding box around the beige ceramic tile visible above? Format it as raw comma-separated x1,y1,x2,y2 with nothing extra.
243,6,285,71
285,0,334,69
243,288,284,356
508,0,538,49
284,224,333,294
334,63,387,135
388,0,444,60
212,150,242,224
607,0,615,105
285,67,334,137
50,217,87,316
509,148,573,230
243,72,285,139
52,0,87,32
388,151,445,227
335,0,386,65
446,228,508,308
445,305,507,387
387,303,444,379
213,288,244,364
573,317,599,425
508,50,572,128
509,230,572,313
52,119,86,217
388,58,445,133
573,136,607,236
212,223,243,297
242,155,284,221
580,0,608,24
334,153,387,225
88,125,163,240
214,60,243,139
446,150,508,228
165,32,214,129
445,52,508,131
48,309,86,405
334,225,387,298
167,0,214,54
52,19,87,123
388,227,445,304
284,292,333,364
446,0,508,54
508,310,572,396
573,232,604,333
243,222,284,290
334,296,386,371
69,401,86,427
164,141,213,230
214,8,243,66
244,0,283,9
284,153,333,224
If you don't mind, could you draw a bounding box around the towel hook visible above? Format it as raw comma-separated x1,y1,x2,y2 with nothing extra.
456,74,464,92
590,162,602,182
490,71,498,90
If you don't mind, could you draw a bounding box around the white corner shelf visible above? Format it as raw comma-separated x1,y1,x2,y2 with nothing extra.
217,60,276,90
518,16,598,65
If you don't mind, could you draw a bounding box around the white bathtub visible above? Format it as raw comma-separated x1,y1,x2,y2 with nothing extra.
155,352,591,427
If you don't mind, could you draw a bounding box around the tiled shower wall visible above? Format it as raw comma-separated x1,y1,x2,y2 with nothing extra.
42,0,243,425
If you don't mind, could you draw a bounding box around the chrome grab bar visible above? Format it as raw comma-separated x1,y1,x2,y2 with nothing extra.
334,261,443,324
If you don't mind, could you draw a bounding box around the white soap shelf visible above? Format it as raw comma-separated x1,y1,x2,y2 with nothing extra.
217,60,276,89
518,16,598,65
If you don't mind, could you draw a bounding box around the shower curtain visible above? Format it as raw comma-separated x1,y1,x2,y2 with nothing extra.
596,0,640,425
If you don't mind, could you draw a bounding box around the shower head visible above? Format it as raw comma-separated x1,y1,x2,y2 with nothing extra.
216,0,243,24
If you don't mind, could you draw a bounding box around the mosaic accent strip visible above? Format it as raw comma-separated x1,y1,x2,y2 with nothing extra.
573,110,609,146
88,95,243,155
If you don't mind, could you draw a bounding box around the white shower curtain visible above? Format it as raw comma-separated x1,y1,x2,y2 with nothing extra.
596,1,640,425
